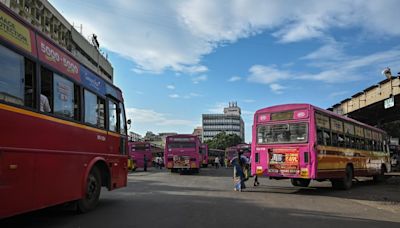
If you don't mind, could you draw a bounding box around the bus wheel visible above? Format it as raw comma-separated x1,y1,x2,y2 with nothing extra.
291,178,311,187
331,165,353,190
373,165,387,183
77,167,102,213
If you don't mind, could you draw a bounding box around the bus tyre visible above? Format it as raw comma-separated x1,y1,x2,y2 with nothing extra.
77,167,102,213
291,178,311,187
373,165,387,183
331,165,353,190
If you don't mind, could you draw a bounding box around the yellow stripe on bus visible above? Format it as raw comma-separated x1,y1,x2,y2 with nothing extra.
0,103,121,137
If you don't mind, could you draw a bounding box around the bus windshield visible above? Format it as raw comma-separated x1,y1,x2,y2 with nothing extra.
168,142,196,149
257,122,308,144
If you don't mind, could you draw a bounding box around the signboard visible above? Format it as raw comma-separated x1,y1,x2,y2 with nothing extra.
37,35,80,81
80,65,106,95
0,8,36,55
384,97,394,109
271,111,293,121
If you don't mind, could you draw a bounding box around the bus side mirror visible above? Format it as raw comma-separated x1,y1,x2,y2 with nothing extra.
127,119,132,130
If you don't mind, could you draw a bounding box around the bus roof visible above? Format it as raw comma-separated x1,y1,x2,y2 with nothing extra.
254,103,386,134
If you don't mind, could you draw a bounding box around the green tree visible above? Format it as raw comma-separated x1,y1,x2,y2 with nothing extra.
204,131,243,150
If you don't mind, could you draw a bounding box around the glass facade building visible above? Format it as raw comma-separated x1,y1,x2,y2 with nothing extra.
202,102,244,142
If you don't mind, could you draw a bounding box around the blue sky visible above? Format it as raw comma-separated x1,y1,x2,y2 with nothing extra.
50,0,400,142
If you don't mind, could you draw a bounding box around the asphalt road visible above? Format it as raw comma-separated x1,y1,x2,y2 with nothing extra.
1,167,400,228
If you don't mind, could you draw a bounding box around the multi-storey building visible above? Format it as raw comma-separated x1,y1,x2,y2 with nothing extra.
1,0,113,82
192,126,203,142
202,102,244,142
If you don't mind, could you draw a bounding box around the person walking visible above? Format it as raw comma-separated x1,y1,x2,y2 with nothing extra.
158,156,163,169
231,152,247,191
214,156,220,169
143,155,148,172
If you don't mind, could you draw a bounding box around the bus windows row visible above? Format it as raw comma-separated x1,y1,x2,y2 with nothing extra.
317,128,387,152
0,44,126,134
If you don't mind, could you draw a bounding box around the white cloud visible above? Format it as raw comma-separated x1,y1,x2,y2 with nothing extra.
169,94,180,98
192,75,208,84
126,107,194,126
166,85,175,90
228,76,241,82
247,46,400,86
247,65,291,85
50,0,400,74
270,84,286,94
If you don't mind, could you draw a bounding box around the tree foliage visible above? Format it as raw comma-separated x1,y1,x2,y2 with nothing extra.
204,132,243,150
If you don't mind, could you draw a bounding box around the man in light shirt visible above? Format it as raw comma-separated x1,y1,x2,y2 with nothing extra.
40,94,51,112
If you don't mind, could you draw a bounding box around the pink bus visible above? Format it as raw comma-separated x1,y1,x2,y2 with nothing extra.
251,104,391,190
165,134,201,173
225,146,237,161
200,144,209,168
128,142,152,171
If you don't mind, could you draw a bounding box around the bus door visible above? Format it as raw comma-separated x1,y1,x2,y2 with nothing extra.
107,98,128,188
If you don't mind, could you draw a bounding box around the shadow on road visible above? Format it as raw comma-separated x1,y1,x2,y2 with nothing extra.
1,190,399,228
247,176,400,204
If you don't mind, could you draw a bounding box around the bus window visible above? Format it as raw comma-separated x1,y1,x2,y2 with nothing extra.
0,45,25,106
323,131,331,146
53,74,74,119
40,67,53,113
317,128,324,145
332,133,338,146
108,100,118,132
84,90,105,128
119,103,127,135
24,59,36,109
338,134,345,147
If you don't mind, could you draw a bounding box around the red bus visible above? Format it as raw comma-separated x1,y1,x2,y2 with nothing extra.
200,144,209,167
129,142,152,170
165,134,201,173
0,4,128,218
251,104,390,189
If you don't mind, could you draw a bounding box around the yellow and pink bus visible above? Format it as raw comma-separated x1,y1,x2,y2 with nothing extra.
251,104,391,190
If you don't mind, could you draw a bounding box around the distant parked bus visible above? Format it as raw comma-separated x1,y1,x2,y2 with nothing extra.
225,146,237,161
165,135,201,173
208,149,224,165
252,103,390,190
237,143,251,159
200,144,209,168
129,142,152,171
